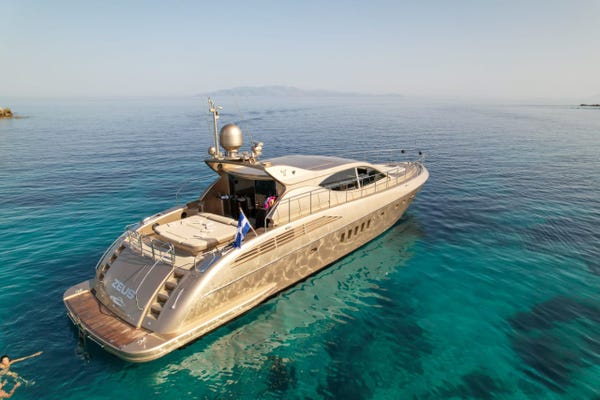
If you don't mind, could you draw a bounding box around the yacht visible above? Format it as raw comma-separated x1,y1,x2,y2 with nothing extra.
63,100,429,362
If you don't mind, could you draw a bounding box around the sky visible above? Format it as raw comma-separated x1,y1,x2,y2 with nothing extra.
1,0,599,101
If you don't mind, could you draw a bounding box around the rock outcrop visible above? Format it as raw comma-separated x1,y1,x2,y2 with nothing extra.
0,107,14,118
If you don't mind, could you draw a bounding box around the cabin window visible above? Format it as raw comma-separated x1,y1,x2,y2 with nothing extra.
320,167,385,191
319,168,359,191
356,167,386,187
366,219,371,229
340,232,345,242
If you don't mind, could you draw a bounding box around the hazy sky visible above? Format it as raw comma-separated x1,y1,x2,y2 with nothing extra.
2,0,599,100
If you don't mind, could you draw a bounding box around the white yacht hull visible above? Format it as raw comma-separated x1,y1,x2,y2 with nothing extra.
64,170,427,362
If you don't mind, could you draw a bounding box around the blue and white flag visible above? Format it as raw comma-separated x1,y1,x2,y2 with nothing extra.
233,209,252,248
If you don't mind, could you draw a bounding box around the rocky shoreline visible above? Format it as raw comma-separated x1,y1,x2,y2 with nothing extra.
0,106,14,118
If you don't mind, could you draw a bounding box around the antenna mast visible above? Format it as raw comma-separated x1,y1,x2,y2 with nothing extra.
208,98,222,158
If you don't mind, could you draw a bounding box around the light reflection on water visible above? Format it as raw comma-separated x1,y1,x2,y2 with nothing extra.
153,220,421,396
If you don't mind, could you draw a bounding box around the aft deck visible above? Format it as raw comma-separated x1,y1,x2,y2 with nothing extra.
119,212,263,273
65,290,149,348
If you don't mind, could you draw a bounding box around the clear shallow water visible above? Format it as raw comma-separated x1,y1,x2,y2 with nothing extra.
0,97,598,399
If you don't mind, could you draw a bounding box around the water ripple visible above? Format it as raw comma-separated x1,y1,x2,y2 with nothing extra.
1,98,599,399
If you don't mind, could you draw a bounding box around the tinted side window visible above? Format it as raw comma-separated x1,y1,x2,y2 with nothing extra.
357,167,386,187
319,168,358,191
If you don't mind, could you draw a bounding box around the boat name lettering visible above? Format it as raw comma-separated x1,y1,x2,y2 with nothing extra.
111,279,136,300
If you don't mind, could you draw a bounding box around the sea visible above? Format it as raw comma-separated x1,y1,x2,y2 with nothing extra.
0,96,598,400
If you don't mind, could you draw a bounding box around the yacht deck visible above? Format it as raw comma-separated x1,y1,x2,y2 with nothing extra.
65,290,149,347
153,213,238,254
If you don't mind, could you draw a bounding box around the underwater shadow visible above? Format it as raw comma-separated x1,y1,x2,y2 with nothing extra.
507,295,600,393
147,215,425,397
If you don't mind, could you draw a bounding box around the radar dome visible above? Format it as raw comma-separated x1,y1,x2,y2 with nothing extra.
219,124,243,156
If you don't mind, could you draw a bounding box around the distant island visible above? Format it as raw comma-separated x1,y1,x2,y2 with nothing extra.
579,103,600,107
199,85,403,98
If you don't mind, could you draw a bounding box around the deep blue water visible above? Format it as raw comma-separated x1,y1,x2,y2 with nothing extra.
0,97,598,399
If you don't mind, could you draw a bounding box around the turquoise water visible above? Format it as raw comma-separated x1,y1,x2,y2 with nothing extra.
0,97,598,399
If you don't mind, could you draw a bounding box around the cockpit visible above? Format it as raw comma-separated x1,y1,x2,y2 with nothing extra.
196,172,281,229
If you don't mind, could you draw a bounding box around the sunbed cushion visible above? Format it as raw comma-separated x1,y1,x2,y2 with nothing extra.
153,214,237,253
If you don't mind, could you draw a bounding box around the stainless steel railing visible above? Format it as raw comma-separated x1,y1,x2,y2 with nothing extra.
266,162,423,227
95,232,128,270
126,228,176,266
328,148,424,165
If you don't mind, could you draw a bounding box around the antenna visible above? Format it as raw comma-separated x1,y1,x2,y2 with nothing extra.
208,98,223,158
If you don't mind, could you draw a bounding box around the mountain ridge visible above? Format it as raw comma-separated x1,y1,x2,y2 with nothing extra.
198,85,403,98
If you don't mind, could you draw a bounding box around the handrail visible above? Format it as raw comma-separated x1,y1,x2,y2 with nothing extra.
324,148,424,165
134,258,164,311
267,161,423,227
194,242,236,272
151,239,176,265
95,232,127,270
126,228,176,266
194,249,219,273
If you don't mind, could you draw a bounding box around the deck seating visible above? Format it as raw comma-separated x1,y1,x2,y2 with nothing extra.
153,213,238,254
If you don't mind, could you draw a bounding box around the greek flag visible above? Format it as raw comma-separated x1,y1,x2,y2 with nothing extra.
233,210,252,248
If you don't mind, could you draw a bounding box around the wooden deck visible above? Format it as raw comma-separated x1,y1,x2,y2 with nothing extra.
65,291,148,348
